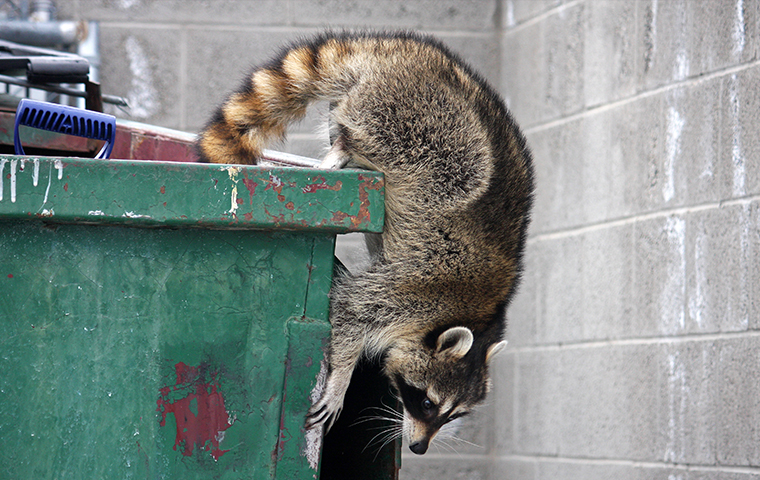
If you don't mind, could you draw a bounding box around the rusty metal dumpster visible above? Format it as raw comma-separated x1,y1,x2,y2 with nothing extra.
0,141,391,478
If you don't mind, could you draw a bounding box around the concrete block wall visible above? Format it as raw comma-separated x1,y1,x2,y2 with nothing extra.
496,1,760,480
54,1,760,479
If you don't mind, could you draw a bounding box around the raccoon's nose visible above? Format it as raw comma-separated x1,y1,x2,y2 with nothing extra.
409,440,429,455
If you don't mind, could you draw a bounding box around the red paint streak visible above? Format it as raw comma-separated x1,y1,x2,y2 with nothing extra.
63,183,68,192
331,175,384,229
242,174,258,205
156,362,233,461
7,274,12,279
302,178,343,193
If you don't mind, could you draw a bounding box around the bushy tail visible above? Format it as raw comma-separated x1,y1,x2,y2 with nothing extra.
197,33,368,164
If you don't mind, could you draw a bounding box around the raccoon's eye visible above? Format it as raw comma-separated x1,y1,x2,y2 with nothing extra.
421,398,434,412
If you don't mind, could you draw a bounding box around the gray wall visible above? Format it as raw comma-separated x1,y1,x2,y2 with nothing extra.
58,1,760,479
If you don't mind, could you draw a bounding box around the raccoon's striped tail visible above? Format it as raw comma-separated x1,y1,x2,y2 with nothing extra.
197,34,360,165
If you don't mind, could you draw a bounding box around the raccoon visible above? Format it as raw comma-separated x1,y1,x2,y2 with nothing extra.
197,31,534,455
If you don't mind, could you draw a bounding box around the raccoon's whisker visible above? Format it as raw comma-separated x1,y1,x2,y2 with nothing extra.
373,430,403,461
351,411,403,429
361,424,403,458
431,436,458,454
441,433,482,450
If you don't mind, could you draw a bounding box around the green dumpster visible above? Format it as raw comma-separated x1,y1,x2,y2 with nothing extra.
0,151,390,478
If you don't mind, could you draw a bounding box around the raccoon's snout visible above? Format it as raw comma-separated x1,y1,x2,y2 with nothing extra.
409,439,429,455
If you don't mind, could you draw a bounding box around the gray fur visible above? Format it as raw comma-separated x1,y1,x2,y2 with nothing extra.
197,30,534,455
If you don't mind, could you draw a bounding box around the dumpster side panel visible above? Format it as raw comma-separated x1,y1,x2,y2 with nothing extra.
0,220,327,479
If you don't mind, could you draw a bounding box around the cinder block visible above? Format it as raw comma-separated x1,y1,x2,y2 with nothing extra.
60,0,289,26
633,214,690,337
669,76,725,206
400,455,490,480
524,121,586,234
580,223,635,341
183,28,301,131
430,33,501,88
488,456,537,480
99,27,183,129
532,234,584,345
289,0,497,31
498,338,760,465
502,0,562,28
536,461,760,480
582,0,639,107
500,2,585,128
513,224,634,347
634,207,753,338
751,201,760,331
505,241,538,347
719,67,760,200
638,0,758,90
713,337,760,465
536,461,672,480
491,352,515,454
685,204,753,333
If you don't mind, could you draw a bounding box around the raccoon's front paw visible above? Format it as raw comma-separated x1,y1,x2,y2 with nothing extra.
305,397,342,432
304,374,351,432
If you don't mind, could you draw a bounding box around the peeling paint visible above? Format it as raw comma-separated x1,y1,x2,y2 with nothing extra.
226,166,241,216
32,159,39,187
0,158,6,201
41,162,53,207
157,362,234,462
54,160,64,180
10,159,17,203
124,211,151,219
302,177,342,194
305,357,328,471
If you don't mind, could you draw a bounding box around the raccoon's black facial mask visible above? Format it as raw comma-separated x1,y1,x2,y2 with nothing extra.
394,374,468,425
395,375,438,422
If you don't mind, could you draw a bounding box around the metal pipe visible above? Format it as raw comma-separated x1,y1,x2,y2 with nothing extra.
0,19,86,47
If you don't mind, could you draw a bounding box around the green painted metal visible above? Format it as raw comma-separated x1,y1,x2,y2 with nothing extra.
0,155,385,479
0,156,384,233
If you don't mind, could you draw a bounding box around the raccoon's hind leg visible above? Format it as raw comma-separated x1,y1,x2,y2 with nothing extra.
319,133,351,170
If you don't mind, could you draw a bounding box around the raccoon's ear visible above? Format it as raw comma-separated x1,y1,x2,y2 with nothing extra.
436,327,473,359
486,340,508,363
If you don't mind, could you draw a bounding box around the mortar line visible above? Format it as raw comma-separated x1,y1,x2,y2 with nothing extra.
99,20,500,36
400,451,490,462
505,329,760,354
527,193,760,244
500,0,583,34
522,57,760,135
495,453,760,474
